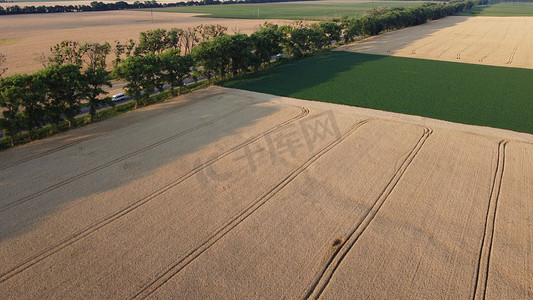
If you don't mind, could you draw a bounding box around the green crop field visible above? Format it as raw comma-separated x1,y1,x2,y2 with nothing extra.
460,2,533,16
150,1,427,20
224,51,533,134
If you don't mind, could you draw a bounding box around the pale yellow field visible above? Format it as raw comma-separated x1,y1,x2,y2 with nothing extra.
340,16,533,69
0,87,532,298
0,10,294,76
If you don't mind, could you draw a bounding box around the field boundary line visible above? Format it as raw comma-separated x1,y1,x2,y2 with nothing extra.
472,140,507,300
129,119,372,300
0,106,309,284
0,102,253,213
0,91,227,172
304,126,433,300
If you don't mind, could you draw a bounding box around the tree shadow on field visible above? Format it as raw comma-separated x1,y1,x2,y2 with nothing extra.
223,16,533,134
223,15,471,99
338,16,471,55
0,87,284,244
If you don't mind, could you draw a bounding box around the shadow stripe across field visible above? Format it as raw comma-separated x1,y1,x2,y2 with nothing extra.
0,105,310,284
0,102,253,213
224,51,533,134
0,91,226,171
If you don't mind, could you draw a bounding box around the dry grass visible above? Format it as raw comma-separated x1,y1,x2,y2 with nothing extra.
0,87,531,298
339,16,533,69
0,10,294,75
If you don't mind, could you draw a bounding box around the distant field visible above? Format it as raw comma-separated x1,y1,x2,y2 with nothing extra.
151,1,427,20
224,51,533,134
0,0,185,7
461,2,533,16
0,10,293,75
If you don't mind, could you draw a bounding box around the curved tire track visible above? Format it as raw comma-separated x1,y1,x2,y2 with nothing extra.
479,19,513,63
0,106,310,284
410,28,456,55
457,19,500,60
0,92,226,172
129,119,372,300
0,102,252,213
304,127,433,300
472,140,507,300
506,25,527,65
436,26,478,59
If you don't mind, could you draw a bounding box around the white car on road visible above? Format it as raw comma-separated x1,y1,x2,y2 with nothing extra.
112,93,126,102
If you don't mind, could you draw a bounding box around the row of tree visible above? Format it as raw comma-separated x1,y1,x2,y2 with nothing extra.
0,0,476,147
0,0,307,15
0,42,113,145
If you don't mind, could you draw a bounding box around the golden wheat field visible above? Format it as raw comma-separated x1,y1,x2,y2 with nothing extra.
0,87,531,298
340,15,533,69
0,10,294,76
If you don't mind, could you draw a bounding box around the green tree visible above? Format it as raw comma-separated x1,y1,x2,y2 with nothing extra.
192,38,228,82
80,41,111,69
113,54,158,109
0,75,24,146
0,52,7,78
19,74,46,141
340,17,363,43
192,34,256,80
278,25,295,58
83,66,112,122
318,21,342,44
48,40,84,67
78,42,113,122
113,39,136,67
159,48,194,96
290,27,312,57
308,24,329,51
166,28,184,52
250,26,283,67
227,34,256,76
135,29,169,55
37,64,84,128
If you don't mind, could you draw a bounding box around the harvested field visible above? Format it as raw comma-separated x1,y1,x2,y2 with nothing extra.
0,10,294,75
339,16,533,69
0,87,532,298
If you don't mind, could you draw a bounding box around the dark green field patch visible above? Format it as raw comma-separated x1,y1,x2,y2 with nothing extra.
224,51,533,134
150,1,427,20
461,2,533,16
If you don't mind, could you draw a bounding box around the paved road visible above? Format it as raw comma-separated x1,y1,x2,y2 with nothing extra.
0,77,205,140
79,77,202,116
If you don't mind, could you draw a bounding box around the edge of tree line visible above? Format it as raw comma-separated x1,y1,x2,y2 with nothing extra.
0,0,477,151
